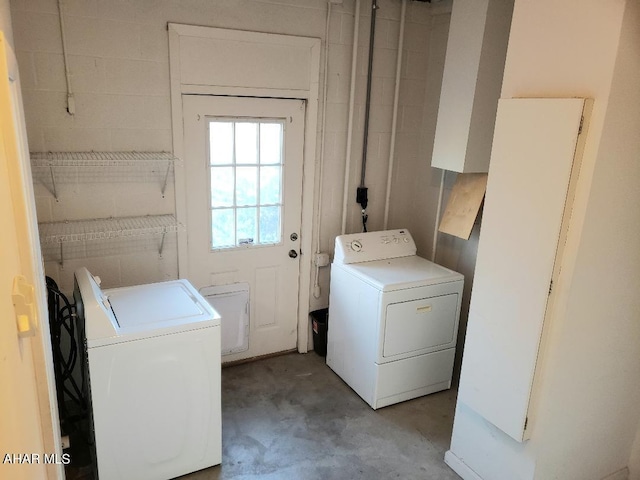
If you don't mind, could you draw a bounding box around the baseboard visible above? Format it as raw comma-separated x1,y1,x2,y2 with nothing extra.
602,467,629,480
444,450,484,480
444,453,629,480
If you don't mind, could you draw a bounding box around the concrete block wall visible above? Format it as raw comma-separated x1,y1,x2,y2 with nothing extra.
11,0,451,312
387,7,450,255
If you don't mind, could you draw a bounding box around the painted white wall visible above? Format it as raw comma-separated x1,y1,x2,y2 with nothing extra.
10,0,438,312
449,0,640,479
388,9,449,258
531,2,640,477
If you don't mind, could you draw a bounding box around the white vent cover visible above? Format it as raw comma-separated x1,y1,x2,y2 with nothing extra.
200,283,249,356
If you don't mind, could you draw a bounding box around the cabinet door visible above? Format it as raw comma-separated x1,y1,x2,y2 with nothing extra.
458,98,586,441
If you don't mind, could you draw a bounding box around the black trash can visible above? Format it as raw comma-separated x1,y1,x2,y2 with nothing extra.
310,308,329,357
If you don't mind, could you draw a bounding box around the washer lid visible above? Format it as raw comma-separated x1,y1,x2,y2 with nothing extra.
340,255,463,292
75,266,220,348
107,281,216,330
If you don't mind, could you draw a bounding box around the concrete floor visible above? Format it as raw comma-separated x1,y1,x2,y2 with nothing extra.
179,352,461,480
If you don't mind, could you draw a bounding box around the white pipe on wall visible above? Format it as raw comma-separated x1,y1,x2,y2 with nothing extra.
313,1,333,299
57,0,75,115
341,0,361,235
383,0,407,229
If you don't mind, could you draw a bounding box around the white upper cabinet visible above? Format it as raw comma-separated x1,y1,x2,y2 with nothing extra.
457,98,589,442
431,0,514,173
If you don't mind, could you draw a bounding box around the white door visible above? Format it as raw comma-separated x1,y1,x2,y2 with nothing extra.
0,31,61,479
458,98,587,442
182,95,305,362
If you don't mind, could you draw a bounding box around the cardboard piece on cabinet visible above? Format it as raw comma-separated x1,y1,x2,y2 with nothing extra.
438,173,488,240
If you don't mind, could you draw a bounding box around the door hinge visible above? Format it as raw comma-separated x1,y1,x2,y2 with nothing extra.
524,417,529,430
578,115,584,134
549,280,553,295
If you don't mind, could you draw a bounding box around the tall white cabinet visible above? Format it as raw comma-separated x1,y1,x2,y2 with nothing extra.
455,98,590,441
431,0,514,173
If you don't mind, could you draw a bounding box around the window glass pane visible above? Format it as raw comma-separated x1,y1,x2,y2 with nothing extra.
236,166,258,206
235,123,258,164
210,167,234,207
260,123,282,165
260,166,281,205
208,118,286,249
237,207,257,245
209,122,233,165
259,206,281,244
211,209,235,248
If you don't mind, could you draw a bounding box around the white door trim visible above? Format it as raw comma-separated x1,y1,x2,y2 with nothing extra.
169,24,320,354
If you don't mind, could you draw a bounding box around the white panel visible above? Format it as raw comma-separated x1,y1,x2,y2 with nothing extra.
108,283,205,328
179,35,310,91
201,283,250,356
255,266,278,328
333,229,416,264
375,348,455,408
326,266,380,407
209,270,238,287
383,293,458,357
458,98,584,441
431,0,514,173
88,327,221,480
431,0,486,172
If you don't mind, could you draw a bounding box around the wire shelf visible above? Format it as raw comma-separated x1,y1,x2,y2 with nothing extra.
30,151,180,168
30,151,179,198
39,215,180,244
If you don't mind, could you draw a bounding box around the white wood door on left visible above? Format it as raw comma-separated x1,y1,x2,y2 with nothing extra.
0,31,61,479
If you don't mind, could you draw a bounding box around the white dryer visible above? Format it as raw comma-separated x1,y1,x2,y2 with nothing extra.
73,267,222,480
327,229,463,409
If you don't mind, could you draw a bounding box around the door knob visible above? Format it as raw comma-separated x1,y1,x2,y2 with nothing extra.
288,249,298,259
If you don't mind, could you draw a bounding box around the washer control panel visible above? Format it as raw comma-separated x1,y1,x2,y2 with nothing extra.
334,229,417,264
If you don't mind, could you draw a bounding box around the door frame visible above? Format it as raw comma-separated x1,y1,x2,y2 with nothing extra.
169,24,321,353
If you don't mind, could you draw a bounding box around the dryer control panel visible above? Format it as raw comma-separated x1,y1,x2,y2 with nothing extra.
334,229,417,264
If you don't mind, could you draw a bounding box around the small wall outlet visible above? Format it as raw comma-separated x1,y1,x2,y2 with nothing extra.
315,253,330,267
61,435,70,449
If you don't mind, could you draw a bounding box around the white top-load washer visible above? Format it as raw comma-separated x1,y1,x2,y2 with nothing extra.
327,229,463,409
73,267,221,480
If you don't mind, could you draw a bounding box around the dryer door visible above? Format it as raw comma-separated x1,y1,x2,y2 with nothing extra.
382,293,459,360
